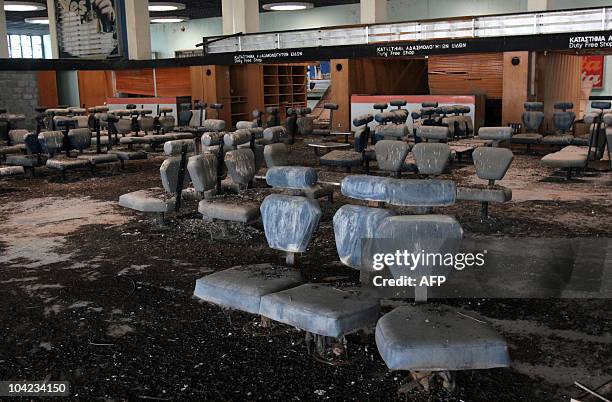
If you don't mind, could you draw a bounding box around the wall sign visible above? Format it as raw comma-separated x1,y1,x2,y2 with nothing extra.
582,55,605,89
55,0,121,59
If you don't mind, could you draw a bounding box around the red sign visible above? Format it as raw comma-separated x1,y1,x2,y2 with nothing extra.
582,56,605,89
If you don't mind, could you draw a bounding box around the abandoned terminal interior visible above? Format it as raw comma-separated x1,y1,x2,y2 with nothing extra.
0,0,611,400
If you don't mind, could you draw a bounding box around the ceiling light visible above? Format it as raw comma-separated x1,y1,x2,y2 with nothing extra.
4,1,46,11
262,2,314,11
25,17,49,24
148,2,186,12
150,16,189,23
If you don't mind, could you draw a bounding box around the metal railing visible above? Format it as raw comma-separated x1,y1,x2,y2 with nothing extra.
204,7,612,54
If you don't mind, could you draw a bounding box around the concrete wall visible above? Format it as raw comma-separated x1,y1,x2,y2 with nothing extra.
0,71,40,129
151,17,223,59
56,71,80,108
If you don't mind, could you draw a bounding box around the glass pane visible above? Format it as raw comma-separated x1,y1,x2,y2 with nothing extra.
43,35,52,59
9,35,21,58
6,35,11,58
32,36,43,59
21,35,33,59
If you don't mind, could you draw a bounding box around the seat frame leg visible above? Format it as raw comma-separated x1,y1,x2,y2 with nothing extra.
480,201,489,220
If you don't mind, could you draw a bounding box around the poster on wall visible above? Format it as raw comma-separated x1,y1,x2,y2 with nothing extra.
581,55,605,89
55,0,121,59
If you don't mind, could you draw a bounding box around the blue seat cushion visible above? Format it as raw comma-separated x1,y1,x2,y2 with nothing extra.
194,264,303,315
259,284,380,337
376,305,510,371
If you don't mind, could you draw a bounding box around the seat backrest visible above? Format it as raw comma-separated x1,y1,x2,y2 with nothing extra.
159,115,175,132
375,140,410,173
160,142,192,194
224,148,256,189
261,167,323,253
552,102,575,133
67,128,92,151
335,176,459,286
139,116,155,132
264,143,288,167
522,102,544,132
412,142,451,176
201,119,226,132
24,132,43,155
266,166,318,189
374,215,463,301
478,127,513,146
116,118,133,134
8,129,29,144
187,153,217,194
38,131,65,156
178,109,193,127
236,120,257,130
416,125,449,142
473,147,513,182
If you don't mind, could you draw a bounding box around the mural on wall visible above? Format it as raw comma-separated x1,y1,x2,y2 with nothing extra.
55,0,120,59
581,55,604,90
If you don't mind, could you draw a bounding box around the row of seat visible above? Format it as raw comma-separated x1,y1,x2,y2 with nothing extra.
541,101,612,178
193,167,510,387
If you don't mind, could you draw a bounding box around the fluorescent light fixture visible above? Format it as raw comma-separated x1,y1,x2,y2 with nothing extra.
25,16,49,24
150,16,189,23
148,2,186,12
262,2,314,11
4,1,46,11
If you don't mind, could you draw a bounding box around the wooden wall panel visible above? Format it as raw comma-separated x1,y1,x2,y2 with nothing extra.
202,65,231,125
36,71,58,107
349,59,428,96
330,59,351,131
77,70,113,108
114,69,154,96
428,53,503,99
502,52,530,126
536,53,584,132
155,67,191,97
190,66,204,102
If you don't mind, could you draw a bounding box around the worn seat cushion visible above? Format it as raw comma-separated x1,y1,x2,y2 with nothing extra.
457,185,512,203
198,201,260,223
320,150,363,167
0,166,24,177
108,150,148,161
194,264,303,315
46,158,90,171
118,188,175,213
77,153,120,165
4,154,46,167
0,144,26,155
511,133,542,144
541,134,574,145
376,305,510,371
259,284,380,338
541,147,588,168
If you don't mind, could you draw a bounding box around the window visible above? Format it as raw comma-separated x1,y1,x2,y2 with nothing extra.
6,34,46,59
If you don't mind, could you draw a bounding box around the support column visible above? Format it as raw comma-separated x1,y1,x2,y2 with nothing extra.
527,0,551,12
124,0,151,60
360,0,387,24
0,0,9,58
502,52,531,126
46,0,59,58
222,0,259,35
